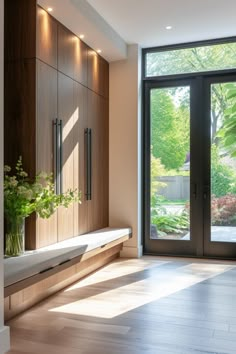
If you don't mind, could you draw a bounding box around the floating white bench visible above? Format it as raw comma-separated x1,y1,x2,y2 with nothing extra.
4,227,131,320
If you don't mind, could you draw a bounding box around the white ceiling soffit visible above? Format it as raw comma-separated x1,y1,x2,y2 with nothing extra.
37,0,127,62
87,0,236,48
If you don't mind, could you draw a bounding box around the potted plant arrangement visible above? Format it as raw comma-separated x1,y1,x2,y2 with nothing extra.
4,157,81,257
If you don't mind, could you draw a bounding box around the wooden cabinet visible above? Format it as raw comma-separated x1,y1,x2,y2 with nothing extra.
4,0,109,249
73,82,88,235
87,91,109,232
88,50,109,98
36,61,58,248
57,73,75,241
58,25,88,86
37,6,58,68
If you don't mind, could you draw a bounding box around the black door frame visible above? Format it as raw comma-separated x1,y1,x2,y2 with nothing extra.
203,73,236,258
143,71,236,258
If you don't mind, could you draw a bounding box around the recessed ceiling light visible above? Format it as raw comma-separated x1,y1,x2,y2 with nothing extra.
79,34,85,39
166,25,172,30
97,49,102,53
47,7,53,12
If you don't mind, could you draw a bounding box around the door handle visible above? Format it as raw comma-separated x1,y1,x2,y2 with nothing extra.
192,183,197,199
203,185,210,200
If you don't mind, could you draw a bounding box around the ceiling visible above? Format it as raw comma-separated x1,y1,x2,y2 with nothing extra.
88,0,236,47
38,0,236,62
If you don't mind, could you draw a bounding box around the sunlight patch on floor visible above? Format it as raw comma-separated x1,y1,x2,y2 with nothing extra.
49,262,234,319
64,258,170,292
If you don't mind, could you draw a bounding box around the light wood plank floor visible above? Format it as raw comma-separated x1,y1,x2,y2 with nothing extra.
6,256,236,354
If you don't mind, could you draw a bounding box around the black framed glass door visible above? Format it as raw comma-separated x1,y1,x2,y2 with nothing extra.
144,74,236,258
203,75,236,258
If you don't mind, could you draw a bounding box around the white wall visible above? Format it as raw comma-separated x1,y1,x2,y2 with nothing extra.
109,44,142,258
0,0,10,352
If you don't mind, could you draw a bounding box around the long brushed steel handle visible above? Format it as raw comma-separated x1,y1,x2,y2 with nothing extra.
59,119,63,194
85,128,92,200
54,119,59,195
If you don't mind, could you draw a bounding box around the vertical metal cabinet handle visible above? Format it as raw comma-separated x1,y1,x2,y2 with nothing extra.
85,129,89,200
88,128,92,200
53,119,63,195
59,119,63,194
85,128,92,200
54,119,59,195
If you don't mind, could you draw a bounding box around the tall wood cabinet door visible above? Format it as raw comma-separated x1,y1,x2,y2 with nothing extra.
58,72,75,241
99,96,109,227
99,57,109,99
74,38,88,86
87,90,97,231
58,25,78,79
87,50,99,94
74,82,88,235
37,6,57,69
36,60,58,248
87,91,109,232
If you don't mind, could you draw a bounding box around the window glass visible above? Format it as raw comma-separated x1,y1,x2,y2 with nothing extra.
146,42,236,77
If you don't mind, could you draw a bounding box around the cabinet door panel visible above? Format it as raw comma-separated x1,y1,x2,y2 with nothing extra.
58,25,88,85
36,60,58,248
74,39,88,86
87,90,98,231
99,57,109,99
37,6,57,68
99,96,109,226
58,73,75,241
88,51,109,98
87,91,109,231
87,50,99,94
74,82,88,235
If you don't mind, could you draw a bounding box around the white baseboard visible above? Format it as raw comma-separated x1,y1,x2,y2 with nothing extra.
0,326,10,354
120,245,143,258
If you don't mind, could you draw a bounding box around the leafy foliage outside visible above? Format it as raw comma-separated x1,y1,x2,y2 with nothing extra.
218,84,236,157
211,145,236,197
151,88,189,170
151,195,189,236
212,194,236,226
149,42,236,235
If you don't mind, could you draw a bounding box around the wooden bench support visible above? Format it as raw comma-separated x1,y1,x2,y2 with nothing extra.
4,234,130,321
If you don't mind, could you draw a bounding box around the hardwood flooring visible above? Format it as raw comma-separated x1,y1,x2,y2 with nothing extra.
6,256,236,354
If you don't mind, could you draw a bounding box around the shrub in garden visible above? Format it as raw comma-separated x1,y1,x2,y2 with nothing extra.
151,196,189,236
211,194,236,226
211,144,236,197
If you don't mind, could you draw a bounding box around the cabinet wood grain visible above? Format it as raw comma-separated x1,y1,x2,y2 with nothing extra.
73,82,88,235
37,6,58,69
74,39,88,86
87,49,99,94
4,1,109,250
57,73,75,241
58,25,75,79
87,91,109,232
36,60,58,248
5,0,37,61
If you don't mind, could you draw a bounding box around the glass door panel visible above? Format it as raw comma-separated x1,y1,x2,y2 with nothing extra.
210,82,236,244
150,86,190,241
204,76,236,258
144,81,200,257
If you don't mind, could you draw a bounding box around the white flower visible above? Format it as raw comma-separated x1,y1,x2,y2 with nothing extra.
4,165,11,173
